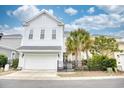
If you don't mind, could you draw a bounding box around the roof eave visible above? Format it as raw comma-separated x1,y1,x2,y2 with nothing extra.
17,49,61,52
0,46,16,51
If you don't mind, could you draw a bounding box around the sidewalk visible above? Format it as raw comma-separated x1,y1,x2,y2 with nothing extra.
0,71,124,80
58,76,124,80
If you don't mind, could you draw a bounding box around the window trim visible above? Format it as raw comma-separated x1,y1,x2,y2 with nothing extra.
40,29,45,39
52,29,56,40
29,29,33,39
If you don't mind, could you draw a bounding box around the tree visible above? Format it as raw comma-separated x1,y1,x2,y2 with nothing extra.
66,28,90,68
90,36,120,57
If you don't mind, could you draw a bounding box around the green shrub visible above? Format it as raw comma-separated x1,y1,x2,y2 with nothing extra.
0,54,8,68
12,59,19,69
99,58,117,71
87,55,106,71
87,54,117,71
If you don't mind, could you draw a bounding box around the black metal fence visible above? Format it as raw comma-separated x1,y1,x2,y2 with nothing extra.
57,60,75,72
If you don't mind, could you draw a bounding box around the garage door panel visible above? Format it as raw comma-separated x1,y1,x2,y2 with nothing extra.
24,54,57,70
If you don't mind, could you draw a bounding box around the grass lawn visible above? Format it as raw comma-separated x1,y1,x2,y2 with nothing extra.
0,69,16,76
58,71,124,77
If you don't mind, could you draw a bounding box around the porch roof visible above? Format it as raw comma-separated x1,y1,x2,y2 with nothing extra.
17,46,61,50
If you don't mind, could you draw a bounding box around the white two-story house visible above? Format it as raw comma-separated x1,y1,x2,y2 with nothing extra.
18,10,64,71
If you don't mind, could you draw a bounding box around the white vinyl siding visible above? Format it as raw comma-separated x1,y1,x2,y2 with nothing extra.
52,29,56,39
22,13,63,46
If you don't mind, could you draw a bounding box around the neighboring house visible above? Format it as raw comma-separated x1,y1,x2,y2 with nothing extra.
114,39,124,71
18,10,64,71
0,34,22,63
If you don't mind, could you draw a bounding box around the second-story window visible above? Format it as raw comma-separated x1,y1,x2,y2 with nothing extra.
52,29,56,39
40,29,45,39
29,29,33,39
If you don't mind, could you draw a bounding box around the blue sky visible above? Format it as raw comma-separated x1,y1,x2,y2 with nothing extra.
0,5,124,37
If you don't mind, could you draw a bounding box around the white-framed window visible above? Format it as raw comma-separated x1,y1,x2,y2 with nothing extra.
29,29,33,39
40,29,45,39
52,29,56,39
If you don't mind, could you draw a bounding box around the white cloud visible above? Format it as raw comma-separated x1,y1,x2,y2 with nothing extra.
73,14,117,30
48,9,54,15
6,10,12,16
59,17,63,20
4,24,9,28
65,7,78,16
87,7,95,14
7,6,55,22
114,30,124,38
65,24,79,31
12,5,40,22
0,24,23,35
65,13,124,31
97,5,124,14
0,24,9,30
4,27,24,35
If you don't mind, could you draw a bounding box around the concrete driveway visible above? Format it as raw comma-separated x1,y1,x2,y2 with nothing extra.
1,70,124,80
0,70,58,80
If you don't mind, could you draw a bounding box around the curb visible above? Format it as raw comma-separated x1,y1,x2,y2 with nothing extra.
0,76,124,80
58,76,124,80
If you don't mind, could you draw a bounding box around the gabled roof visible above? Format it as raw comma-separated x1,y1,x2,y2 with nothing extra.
23,9,64,26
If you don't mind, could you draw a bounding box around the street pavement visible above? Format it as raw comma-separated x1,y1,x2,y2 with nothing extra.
0,78,124,88
1,71,124,88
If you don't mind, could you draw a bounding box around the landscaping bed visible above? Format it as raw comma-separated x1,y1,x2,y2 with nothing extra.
58,71,124,77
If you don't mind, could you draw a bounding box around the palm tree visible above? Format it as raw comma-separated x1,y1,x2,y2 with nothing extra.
83,38,93,59
66,28,90,68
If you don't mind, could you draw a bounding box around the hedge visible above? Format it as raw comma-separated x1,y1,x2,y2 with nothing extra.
87,55,117,71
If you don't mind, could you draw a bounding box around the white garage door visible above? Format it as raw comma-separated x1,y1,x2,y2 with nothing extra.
24,53,58,70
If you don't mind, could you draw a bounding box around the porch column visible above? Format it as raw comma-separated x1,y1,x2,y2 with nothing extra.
58,52,63,68
18,52,25,69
